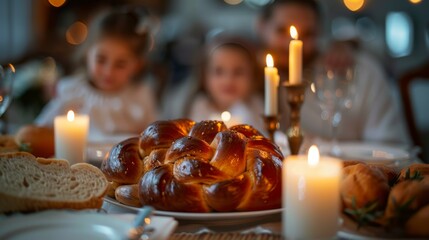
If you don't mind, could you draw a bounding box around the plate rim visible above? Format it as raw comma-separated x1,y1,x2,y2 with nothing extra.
322,142,410,161
103,196,283,220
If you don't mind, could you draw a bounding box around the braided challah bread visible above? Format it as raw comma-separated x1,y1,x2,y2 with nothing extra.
101,119,283,212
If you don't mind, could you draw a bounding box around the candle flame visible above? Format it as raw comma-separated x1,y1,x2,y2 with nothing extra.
221,111,231,122
290,26,298,40
266,54,274,67
67,110,75,122
308,145,319,166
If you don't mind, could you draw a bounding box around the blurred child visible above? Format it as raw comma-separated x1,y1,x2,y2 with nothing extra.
36,8,157,141
184,37,266,133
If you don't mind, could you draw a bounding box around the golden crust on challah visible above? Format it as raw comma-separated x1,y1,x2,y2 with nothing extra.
102,119,283,212
139,119,195,157
101,137,143,184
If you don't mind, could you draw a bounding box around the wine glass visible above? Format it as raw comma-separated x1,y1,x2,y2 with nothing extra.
312,65,355,155
0,64,15,117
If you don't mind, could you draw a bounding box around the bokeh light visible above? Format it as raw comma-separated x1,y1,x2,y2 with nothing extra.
343,0,365,12
65,21,88,45
386,12,413,57
409,0,422,4
224,0,243,5
48,0,66,8
221,111,231,122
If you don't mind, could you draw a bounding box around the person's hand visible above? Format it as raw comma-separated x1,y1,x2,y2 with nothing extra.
322,41,357,72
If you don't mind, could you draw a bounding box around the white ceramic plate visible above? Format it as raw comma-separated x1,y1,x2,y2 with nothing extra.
0,211,132,240
319,142,410,166
103,197,282,226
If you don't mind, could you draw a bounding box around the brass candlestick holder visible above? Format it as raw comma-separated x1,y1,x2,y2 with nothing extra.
283,83,307,155
262,115,280,142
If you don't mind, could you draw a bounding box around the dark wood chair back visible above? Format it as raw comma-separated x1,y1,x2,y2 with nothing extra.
399,61,429,162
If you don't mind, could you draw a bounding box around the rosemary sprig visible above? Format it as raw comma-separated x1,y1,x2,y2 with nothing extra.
387,196,416,226
403,168,424,181
344,197,383,229
18,143,32,153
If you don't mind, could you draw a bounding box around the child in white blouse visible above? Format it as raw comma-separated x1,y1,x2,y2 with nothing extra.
36,8,157,142
184,37,266,134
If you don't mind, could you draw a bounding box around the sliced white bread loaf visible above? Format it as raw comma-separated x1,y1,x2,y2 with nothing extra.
0,152,108,213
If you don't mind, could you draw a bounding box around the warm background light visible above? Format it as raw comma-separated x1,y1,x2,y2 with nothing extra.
65,21,88,45
409,0,422,4
48,0,66,8
290,26,298,39
343,0,365,11
266,54,274,67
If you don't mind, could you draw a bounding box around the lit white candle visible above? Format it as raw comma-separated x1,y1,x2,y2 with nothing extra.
54,110,89,164
264,54,279,115
283,145,341,239
289,26,303,85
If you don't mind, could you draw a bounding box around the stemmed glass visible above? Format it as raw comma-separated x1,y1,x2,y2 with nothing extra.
312,65,355,155
0,64,15,117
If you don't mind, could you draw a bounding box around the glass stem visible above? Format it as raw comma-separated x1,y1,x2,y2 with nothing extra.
330,111,341,156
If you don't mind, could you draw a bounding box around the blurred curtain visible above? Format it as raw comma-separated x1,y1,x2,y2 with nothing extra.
0,0,33,63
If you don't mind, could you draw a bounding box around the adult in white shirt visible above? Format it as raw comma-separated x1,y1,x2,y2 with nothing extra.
302,52,409,143
256,0,409,145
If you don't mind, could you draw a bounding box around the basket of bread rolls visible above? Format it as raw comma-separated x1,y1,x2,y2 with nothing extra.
101,119,283,212
341,161,429,238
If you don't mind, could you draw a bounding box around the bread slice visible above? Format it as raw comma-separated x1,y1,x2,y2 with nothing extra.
0,152,108,213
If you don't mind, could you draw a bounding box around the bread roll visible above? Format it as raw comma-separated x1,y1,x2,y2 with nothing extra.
15,125,54,158
0,135,19,153
385,178,429,221
342,160,362,168
341,163,390,211
406,204,429,237
341,161,398,185
369,164,399,186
